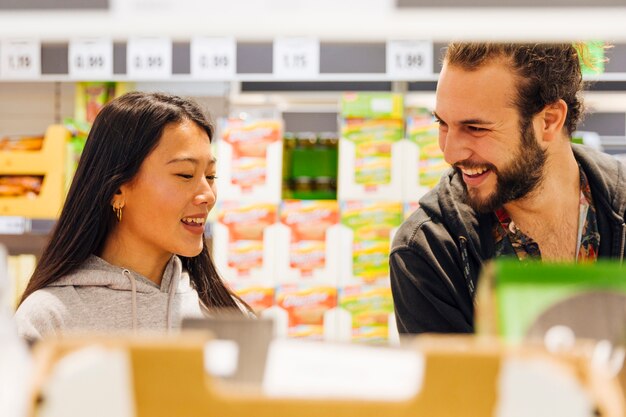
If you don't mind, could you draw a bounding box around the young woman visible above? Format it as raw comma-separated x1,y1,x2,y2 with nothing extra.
15,92,251,341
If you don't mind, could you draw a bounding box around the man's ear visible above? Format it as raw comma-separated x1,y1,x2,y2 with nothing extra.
540,99,568,143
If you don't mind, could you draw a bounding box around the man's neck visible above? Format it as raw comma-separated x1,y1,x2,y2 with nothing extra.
503,145,580,227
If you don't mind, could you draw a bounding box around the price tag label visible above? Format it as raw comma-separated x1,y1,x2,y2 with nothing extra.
0,216,30,235
386,40,433,79
273,38,319,79
68,38,113,79
127,37,172,80
0,39,40,79
191,37,236,80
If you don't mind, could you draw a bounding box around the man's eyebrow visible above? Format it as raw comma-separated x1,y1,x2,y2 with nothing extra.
432,111,493,125
166,156,217,165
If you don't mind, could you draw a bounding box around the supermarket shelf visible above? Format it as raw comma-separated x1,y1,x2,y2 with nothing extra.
0,41,626,85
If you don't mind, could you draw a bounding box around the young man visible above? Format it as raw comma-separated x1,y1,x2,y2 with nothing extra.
390,43,626,334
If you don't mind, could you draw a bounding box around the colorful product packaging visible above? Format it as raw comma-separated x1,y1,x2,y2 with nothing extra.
403,108,449,202
339,284,395,343
275,284,337,340
338,93,404,200
217,118,283,202
403,201,421,221
340,201,403,283
212,202,279,281
229,283,275,315
276,200,341,282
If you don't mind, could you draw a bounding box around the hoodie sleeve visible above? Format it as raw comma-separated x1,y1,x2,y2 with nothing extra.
390,247,473,334
14,289,70,342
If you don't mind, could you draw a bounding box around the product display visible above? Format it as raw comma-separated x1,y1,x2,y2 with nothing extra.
405,108,448,196
216,118,283,202
275,283,337,340
213,201,279,281
339,200,403,284
0,125,70,218
338,93,405,201
282,131,338,200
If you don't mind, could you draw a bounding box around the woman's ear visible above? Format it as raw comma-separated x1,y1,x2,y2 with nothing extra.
540,99,568,143
111,188,125,208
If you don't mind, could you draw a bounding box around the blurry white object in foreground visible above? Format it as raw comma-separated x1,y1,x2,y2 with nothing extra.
262,339,424,401
496,357,594,417
0,242,32,417
37,347,135,417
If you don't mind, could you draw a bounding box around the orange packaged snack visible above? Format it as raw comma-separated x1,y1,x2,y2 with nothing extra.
0,135,44,151
0,175,43,198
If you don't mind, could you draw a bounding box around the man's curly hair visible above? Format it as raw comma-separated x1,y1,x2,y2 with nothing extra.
444,43,588,136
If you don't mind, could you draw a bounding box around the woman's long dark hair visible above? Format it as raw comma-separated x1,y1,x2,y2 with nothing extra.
20,92,249,313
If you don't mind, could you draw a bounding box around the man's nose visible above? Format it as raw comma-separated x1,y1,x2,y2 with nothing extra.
440,128,472,166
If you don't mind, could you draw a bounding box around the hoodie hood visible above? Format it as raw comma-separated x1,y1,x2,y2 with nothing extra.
572,144,626,225
49,255,192,294
419,166,496,263
47,255,196,332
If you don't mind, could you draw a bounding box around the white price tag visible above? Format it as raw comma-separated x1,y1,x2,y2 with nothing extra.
0,39,40,79
273,38,319,79
69,38,113,79
191,37,236,80
127,37,172,80
386,40,433,79
0,217,30,235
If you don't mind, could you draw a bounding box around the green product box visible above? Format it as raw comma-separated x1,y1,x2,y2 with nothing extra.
477,259,626,344
341,93,404,119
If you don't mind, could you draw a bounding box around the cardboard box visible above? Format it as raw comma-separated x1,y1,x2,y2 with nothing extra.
216,118,283,203
337,284,396,343
402,112,449,202
275,200,342,283
339,200,402,285
338,121,404,201
212,201,279,282
274,283,338,340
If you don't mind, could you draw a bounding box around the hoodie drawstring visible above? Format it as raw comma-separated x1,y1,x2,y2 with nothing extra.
123,269,138,333
459,236,475,301
619,223,626,265
165,268,179,332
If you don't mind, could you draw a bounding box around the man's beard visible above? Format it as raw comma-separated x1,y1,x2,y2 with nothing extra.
455,121,547,214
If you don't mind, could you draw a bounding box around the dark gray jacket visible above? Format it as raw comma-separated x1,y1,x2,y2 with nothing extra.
390,145,626,334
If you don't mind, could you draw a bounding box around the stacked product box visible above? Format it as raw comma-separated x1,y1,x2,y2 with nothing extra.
333,200,402,342
272,199,341,339
215,118,283,202
335,93,406,343
338,93,404,201
213,117,283,332
403,107,448,202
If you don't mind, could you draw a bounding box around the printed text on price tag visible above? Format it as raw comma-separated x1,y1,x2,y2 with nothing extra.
69,38,113,79
0,39,40,79
127,37,172,80
386,41,433,79
191,37,236,79
273,38,319,79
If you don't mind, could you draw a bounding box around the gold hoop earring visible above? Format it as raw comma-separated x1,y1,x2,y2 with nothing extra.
113,204,123,222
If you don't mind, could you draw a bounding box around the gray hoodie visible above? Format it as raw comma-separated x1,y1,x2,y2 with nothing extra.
14,255,207,341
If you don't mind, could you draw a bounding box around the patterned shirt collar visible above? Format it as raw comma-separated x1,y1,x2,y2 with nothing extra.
493,165,600,262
